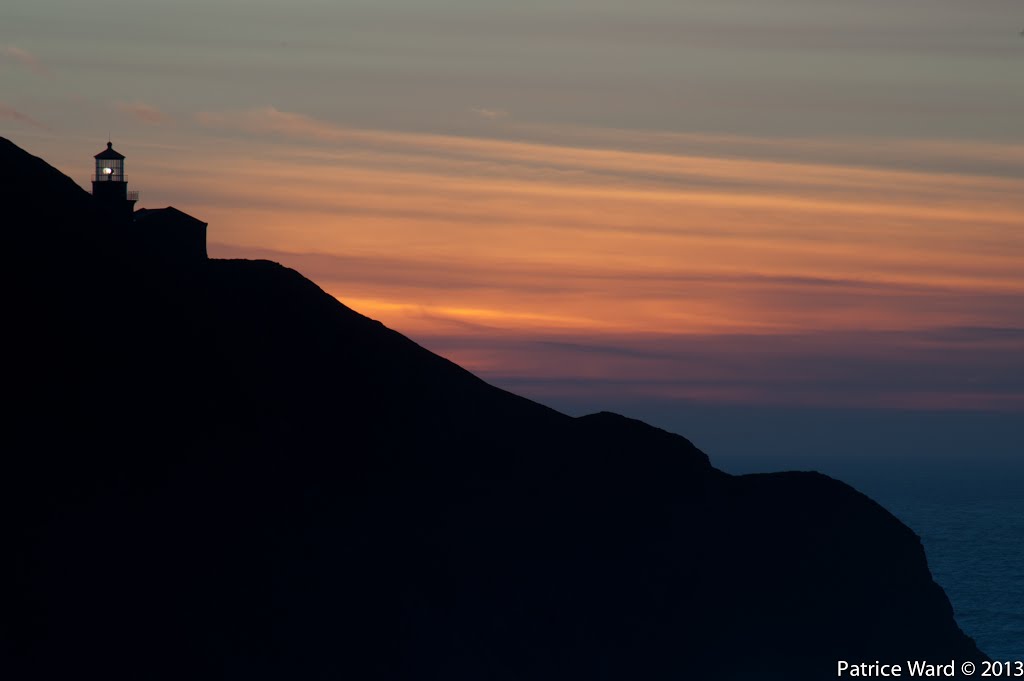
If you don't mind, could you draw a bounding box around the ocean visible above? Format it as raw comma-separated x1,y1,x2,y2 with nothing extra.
878,496,1024,660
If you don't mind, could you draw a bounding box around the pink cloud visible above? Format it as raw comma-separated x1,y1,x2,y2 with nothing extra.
0,103,47,129
196,106,342,141
116,101,172,125
471,107,508,120
2,45,49,76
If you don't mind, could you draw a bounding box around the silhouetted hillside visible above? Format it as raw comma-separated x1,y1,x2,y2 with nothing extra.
1,137,985,680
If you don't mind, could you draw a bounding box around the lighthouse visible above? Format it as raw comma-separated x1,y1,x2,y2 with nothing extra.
88,140,208,261
92,141,138,222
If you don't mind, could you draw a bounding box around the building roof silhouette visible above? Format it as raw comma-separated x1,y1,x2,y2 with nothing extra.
132,206,208,261
94,142,125,161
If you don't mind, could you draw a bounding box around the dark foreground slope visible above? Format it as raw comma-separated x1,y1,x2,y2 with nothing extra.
1,138,984,680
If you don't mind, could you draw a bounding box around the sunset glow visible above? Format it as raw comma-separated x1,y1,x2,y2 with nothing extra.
165,115,1023,411
5,0,1021,412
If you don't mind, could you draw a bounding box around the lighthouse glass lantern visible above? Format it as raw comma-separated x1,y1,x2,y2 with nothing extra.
94,142,125,182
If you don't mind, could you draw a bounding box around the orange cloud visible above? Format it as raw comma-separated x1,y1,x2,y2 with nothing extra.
194,108,1023,206
163,113,1024,410
509,123,1024,177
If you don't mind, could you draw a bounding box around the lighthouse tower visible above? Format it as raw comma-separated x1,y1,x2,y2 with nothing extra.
92,141,138,222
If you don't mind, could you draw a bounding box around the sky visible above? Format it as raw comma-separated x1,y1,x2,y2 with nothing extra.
2,0,1022,483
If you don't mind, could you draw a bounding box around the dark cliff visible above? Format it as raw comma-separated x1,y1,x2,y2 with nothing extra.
0,137,985,679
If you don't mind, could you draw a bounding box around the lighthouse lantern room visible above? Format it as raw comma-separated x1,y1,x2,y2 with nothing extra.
94,142,124,181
